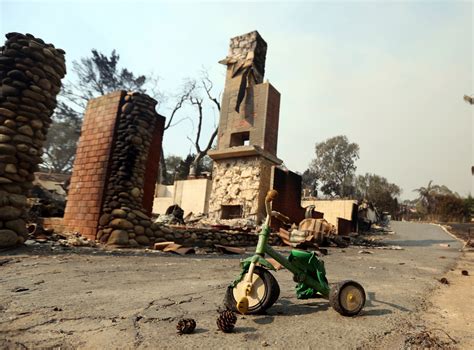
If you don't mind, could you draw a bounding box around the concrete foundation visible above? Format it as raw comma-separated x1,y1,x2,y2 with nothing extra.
153,178,212,216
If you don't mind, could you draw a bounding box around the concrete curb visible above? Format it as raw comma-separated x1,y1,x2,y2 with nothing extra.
430,223,471,251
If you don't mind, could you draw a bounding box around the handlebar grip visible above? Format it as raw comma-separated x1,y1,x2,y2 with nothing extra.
265,190,278,203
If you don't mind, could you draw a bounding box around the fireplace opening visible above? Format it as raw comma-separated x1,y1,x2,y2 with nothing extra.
230,131,250,147
221,205,243,219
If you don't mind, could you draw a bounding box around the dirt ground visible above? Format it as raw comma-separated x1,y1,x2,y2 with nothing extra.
367,250,473,350
0,222,471,349
419,252,473,348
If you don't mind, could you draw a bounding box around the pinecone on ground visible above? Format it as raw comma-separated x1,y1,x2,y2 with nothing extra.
216,310,237,333
176,318,196,335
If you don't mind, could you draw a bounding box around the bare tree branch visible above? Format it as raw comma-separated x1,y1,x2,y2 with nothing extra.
190,96,204,153
204,127,218,153
202,74,221,111
165,80,196,130
167,116,193,129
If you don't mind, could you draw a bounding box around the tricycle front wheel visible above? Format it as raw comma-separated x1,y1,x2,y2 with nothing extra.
224,266,280,314
329,280,366,316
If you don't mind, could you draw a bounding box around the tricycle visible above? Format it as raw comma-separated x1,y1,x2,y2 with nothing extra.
224,190,366,316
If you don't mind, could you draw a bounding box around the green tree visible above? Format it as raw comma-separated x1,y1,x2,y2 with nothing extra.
413,180,454,215
173,154,213,181
432,194,468,222
162,155,183,185
42,103,81,173
62,49,159,110
309,135,359,197
464,195,474,220
355,173,401,214
412,181,470,221
301,169,318,196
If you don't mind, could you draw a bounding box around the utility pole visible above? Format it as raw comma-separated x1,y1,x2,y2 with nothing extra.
467,95,474,174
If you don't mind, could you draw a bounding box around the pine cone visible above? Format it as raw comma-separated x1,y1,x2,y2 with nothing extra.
216,310,237,333
176,318,196,334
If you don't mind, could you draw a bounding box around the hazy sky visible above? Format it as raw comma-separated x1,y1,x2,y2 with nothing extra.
2,0,472,199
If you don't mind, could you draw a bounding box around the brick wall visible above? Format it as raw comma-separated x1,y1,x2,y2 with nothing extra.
217,83,280,157
62,91,124,239
271,166,306,226
263,84,280,155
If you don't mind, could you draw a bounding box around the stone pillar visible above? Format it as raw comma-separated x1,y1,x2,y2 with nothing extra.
0,32,66,248
63,91,165,247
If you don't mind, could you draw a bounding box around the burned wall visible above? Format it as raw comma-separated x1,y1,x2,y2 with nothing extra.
271,167,306,226
216,82,281,155
225,31,267,81
0,33,66,248
215,31,280,156
63,91,165,247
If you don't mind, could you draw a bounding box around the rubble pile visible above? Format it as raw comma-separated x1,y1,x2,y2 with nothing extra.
404,330,457,349
0,32,66,248
155,225,279,247
274,215,397,250
58,232,97,247
194,216,257,230
25,223,95,247
28,184,66,219
96,92,164,247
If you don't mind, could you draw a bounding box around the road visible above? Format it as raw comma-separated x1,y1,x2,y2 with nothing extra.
0,222,464,349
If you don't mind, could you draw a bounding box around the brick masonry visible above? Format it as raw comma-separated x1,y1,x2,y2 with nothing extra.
62,91,124,239
271,167,306,227
217,82,280,156
63,91,165,242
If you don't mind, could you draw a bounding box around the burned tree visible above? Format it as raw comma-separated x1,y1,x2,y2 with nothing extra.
188,75,220,178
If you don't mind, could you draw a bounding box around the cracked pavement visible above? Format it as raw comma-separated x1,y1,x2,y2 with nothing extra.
0,222,465,349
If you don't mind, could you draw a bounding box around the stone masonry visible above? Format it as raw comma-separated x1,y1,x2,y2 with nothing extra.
0,33,66,248
63,91,165,247
208,31,282,223
209,156,274,221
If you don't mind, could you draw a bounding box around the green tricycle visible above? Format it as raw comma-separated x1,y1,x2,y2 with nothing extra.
224,190,366,316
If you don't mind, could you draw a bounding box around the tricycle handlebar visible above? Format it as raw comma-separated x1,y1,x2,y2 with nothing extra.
265,190,278,203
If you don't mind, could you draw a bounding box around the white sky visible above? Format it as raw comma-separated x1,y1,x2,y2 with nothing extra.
1,0,473,199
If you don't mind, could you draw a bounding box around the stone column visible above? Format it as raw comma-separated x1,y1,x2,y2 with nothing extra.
0,32,66,248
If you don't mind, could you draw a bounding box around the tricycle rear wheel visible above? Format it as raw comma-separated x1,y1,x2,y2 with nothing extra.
224,266,280,314
329,280,365,316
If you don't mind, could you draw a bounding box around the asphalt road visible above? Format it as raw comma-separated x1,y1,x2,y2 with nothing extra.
0,222,463,349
